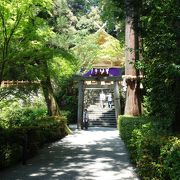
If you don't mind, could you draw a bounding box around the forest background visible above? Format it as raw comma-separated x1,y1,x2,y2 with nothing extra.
0,0,179,179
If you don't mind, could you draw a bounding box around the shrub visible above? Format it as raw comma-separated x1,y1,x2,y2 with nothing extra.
118,115,180,180
59,110,71,124
0,95,69,169
161,137,180,180
118,116,150,147
0,116,68,169
0,104,47,128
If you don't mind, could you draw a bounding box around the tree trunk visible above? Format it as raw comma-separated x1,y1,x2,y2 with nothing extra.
40,61,72,134
125,79,141,116
77,80,84,129
39,59,60,116
41,77,60,116
114,81,121,118
124,0,141,116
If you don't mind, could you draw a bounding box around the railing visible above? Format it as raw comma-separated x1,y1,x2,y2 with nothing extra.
0,80,40,87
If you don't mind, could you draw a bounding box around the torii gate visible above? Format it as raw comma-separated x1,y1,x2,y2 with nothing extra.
75,67,123,129
74,29,125,129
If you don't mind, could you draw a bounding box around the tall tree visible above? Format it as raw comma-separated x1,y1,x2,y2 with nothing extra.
0,0,52,84
124,0,141,115
100,0,142,115
0,0,62,116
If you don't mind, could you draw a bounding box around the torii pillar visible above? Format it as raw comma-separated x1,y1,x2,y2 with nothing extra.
77,80,84,129
113,81,121,120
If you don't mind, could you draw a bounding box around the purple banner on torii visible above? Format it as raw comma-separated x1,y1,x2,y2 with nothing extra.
83,68,123,77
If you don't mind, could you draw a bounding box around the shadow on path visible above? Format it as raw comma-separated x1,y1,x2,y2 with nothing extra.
0,127,139,180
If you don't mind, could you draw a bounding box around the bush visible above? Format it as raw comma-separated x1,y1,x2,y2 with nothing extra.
0,116,68,169
118,116,149,143
118,115,180,180
59,110,71,124
161,137,180,180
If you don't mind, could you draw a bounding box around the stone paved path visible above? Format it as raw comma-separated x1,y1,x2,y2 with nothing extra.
0,127,139,180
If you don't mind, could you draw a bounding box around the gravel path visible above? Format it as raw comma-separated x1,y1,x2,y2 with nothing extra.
0,127,139,180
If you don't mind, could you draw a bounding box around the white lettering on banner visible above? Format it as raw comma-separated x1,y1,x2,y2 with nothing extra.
92,68,110,75
106,68,109,74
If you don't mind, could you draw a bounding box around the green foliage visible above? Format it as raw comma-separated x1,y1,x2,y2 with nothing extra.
140,0,180,120
76,6,102,35
46,0,105,121
0,0,54,81
68,0,99,17
58,90,78,124
0,116,67,169
161,137,180,180
50,53,78,85
0,0,83,119
99,0,125,39
8,107,47,127
0,85,38,102
0,94,47,128
118,115,180,179
51,0,103,49
48,50,78,123
0,143,22,170
73,33,101,71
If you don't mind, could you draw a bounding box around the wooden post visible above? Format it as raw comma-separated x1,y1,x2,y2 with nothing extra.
77,80,84,130
113,81,121,120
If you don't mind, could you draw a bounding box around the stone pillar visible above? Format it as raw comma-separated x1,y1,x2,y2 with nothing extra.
77,80,84,130
113,81,121,120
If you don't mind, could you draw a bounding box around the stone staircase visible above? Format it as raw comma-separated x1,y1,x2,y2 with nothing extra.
87,103,116,127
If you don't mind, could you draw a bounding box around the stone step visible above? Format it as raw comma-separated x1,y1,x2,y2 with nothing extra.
88,109,115,112
89,113,115,117
87,104,116,127
88,107,115,110
90,112,115,114
89,114,116,117
88,111,115,114
88,110,115,114
89,117,116,122
89,118,116,121
89,122,116,128
89,118,116,127
89,116,116,119
89,120,116,124
90,118,116,121
89,114,115,117
89,112,115,114
90,117,116,120
89,122,116,125
89,110,115,113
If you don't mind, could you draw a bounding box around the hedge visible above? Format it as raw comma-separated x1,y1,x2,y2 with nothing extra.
118,115,180,180
0,116,68,169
